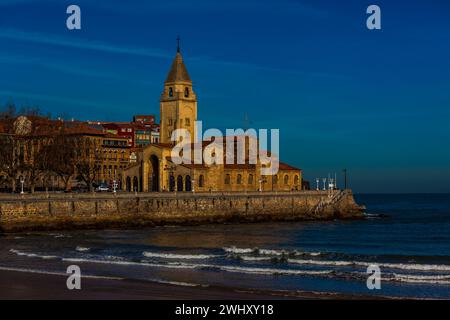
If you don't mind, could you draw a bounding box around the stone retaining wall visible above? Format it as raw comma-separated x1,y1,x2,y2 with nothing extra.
0,190,365,232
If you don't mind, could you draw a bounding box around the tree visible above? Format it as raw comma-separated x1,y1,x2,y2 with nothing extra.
41,134,78,191
74,137,101,192
0,134,20,192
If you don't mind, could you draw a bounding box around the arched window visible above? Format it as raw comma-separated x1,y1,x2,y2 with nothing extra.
273,175,278,185
177,175,183,191
248,174,254,185
284,175,289,185
133,176,139,192
184,87,190,97
185,175,192,191
126,177,131,192
198,175,205,188
294,175,299,185
225,174,231,185
237,174,242,184
169,87,174,97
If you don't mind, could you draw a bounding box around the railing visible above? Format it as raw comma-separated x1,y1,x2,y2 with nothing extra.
312,190,347,214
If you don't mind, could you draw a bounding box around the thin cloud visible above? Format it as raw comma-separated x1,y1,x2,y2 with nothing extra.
0,90,119,112
0,28,171,59
0,27,346,80
0,53,157,86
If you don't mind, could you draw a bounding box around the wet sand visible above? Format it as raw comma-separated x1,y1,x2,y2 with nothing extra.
0,270,377,300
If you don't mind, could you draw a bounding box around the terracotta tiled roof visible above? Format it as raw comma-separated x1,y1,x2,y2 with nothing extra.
279,162,301,171
224,164,257,170
64,125,105,136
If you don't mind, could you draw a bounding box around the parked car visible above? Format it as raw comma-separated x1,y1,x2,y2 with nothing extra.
96,183,110,192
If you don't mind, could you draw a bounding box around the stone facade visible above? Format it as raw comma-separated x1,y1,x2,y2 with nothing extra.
122,46,303,193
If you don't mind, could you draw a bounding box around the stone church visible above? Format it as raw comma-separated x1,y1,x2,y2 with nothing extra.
123,45,302,193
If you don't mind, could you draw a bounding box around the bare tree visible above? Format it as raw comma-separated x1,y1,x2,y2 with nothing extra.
0,134,19,192
74,137,100,192
41,134,78,191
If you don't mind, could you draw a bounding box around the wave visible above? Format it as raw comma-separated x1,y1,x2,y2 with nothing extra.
288,257,450,272
289,258,354,267
151,279,205,287
57,255,333,277
143,251,218,260
387,273,450,285
76,246,90,252
239,256,274,262
223,247,255,254
10,248,450,285
10,249,59,260
223,246,321,257
0,265,123,280
49,233,72,239
219,265,332,276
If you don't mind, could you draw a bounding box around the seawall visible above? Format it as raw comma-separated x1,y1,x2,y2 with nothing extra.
0,190,365,233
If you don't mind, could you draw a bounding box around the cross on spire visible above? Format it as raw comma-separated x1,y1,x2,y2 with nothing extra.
177,35,181,53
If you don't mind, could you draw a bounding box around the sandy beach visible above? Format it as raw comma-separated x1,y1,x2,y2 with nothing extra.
0,269,296,300
0,269,380,300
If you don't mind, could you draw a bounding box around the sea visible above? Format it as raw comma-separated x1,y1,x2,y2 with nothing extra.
1,194,450,299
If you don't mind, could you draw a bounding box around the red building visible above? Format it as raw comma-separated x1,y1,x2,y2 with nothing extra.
87,115,160,148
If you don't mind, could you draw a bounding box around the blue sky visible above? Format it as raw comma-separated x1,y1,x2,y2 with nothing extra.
0,0,449,193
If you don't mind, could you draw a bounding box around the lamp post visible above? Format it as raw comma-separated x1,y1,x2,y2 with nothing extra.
192,178,195,193
113,179,118,194
322,178,327,191
316,178,320,191
20,176,25,195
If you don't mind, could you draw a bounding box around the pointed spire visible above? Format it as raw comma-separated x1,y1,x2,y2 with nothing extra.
165,37,192,83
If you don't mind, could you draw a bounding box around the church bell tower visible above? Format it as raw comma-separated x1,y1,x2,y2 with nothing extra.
160,38,198,144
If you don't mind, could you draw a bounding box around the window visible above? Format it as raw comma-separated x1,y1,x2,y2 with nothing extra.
184,87,190,97
225,174,231,185
284,175,289,185
169,87,173,97
185,118,190,126
237,174,242,184
294,175,299,185
168,118,173,126
273,175,278,185
248,174,254,185
199,175,205,187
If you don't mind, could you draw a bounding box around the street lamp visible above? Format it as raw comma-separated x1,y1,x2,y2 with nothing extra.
192,178,195,193
316,178,320,191
113,179,118,194
322,178,327,191
20,176,25,195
